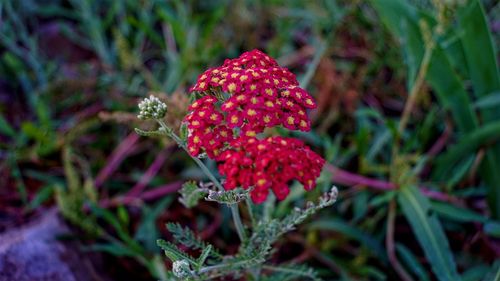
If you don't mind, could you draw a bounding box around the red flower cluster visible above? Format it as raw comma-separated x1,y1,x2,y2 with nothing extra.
185,96,235,158
184,50,325,202
216,137,325,203
188,50,316,138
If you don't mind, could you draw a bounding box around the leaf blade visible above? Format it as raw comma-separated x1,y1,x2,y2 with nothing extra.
398,185,461,281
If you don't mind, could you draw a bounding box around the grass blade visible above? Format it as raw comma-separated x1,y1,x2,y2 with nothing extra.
474,91,500,109
458,0,500,219
433,120,500,178
396,243,431,281
430,201,488,223
308,218,386,261
398,185,461,281
482,261,500,281
370,0,478,133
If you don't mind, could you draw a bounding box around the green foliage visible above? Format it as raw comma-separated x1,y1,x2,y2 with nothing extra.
158,186,338,279
178,181,208,208
135,196,175,252
166,222,223,260
205,188,251,205
2,0,499,280
482,261,500,281
157,239,197,265
371,0,500,219
55,146,99,235
261,264,322,281
238,186,339,272
457,0,500,218
398,185,460,281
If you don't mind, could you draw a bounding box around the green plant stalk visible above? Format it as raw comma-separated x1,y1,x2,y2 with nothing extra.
388,17,439,281
197,259,251,274
391,17,439,182
156,120,247,242
397,36,436,135
246,198,256,227
262,265,316,278
230,204,246,242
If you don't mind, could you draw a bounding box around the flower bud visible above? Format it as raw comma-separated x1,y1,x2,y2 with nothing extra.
137,95,167,120
172,259,192,278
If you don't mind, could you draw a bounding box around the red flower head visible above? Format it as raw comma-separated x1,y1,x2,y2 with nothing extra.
184,50,318,158
216,137,325,203
184,96,235,158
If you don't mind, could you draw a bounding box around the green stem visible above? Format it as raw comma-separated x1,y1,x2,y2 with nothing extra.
198,259,251,274
262,265,317,279
391,26,437,183
230,204,246,242
156,119,246,242
158,120,224,190
397,37,436,135
245,198,256,227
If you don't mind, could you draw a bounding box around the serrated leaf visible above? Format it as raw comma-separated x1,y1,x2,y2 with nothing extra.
166,222,223,259
178,181,207,208
398,185,461,281
134,127,164,137
196,245,212,268
205,188,250,205
157,239,196,264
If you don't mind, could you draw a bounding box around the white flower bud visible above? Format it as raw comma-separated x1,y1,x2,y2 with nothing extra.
137,95,167,120
172,259,192,278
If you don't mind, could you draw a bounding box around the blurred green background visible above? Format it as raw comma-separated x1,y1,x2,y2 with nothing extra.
1,0,500,280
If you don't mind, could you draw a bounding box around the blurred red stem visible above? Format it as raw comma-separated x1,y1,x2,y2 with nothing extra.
326,164,456,202
386,200,415,281
99,181,182,208
427,121,452,157
127,146,173,197
94,133,140,189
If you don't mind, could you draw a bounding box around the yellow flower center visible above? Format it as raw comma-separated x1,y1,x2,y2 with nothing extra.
228,83,237,92
247,109,257,116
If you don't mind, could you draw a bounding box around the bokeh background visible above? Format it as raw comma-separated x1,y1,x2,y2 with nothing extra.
1,0,500,280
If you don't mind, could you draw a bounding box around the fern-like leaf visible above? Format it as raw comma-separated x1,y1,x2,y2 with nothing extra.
167,223,223,259
205,188,250,205
157,239,196,265
179,181,207,208
262,264,322,281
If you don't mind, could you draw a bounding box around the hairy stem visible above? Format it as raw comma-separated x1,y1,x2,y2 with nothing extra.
230,204,247,242
246,198,256,227
156,119,246,242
